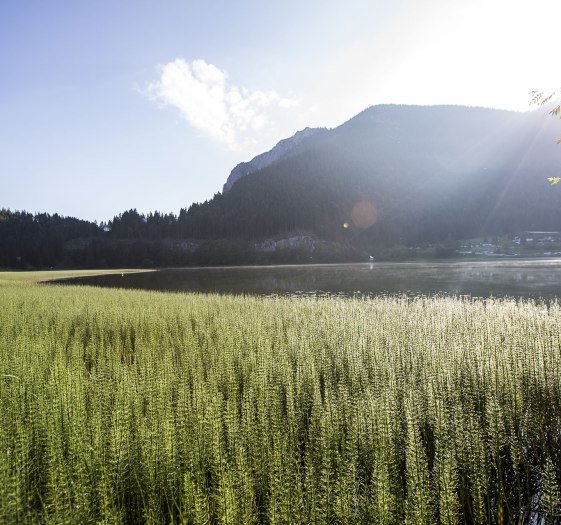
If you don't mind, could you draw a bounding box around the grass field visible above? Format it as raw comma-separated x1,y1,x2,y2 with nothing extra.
1,272,561,524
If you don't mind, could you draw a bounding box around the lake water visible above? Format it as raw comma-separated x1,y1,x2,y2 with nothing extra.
57,259,561,300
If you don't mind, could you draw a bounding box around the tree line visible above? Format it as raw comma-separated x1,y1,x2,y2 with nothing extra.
0,206,362,269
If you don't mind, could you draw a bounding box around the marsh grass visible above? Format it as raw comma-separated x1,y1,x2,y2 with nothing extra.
1,274,561,523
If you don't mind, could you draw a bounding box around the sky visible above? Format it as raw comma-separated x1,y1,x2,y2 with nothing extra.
1,0,559,222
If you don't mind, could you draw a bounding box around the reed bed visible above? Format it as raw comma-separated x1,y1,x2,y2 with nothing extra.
1,279,560,524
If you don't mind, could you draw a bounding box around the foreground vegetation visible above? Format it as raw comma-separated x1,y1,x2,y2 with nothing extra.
1,273,561,523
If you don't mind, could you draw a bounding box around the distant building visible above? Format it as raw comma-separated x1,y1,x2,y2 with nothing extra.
513,231,561,244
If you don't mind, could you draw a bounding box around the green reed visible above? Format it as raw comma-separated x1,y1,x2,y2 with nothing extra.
1,278,560,523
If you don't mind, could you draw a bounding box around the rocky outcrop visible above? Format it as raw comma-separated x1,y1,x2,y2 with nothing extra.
223,127,329,192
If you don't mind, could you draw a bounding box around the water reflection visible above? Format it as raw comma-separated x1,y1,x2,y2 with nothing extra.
56,259,561,300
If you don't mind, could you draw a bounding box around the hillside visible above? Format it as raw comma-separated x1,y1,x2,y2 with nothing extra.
3,104,561,268
182,104,561,246
223,127,329,192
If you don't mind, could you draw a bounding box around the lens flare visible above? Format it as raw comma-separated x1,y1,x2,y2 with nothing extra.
351,201,378,229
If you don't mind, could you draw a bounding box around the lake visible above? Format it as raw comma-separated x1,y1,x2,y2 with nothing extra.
55,258,561,300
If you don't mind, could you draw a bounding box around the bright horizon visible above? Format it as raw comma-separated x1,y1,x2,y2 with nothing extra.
1,0,559,222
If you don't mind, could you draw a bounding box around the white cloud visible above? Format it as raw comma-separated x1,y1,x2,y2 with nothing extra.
144,58,299,150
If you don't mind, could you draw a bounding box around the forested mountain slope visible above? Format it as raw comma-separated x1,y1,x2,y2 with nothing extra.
184,104,561,245
3,104,561,268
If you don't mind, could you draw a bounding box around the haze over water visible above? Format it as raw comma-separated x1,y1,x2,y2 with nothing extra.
59,258,561,300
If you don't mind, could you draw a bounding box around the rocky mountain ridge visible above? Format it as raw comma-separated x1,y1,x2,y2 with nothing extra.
223,127,329,191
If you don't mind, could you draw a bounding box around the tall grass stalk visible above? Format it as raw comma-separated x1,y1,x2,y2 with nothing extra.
1,281,561,523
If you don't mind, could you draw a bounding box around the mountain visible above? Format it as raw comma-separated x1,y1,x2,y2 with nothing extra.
4,103,561,269
185,104,561,246
223,127,329,192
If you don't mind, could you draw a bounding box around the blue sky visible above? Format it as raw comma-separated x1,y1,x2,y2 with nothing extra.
1,0,559,221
